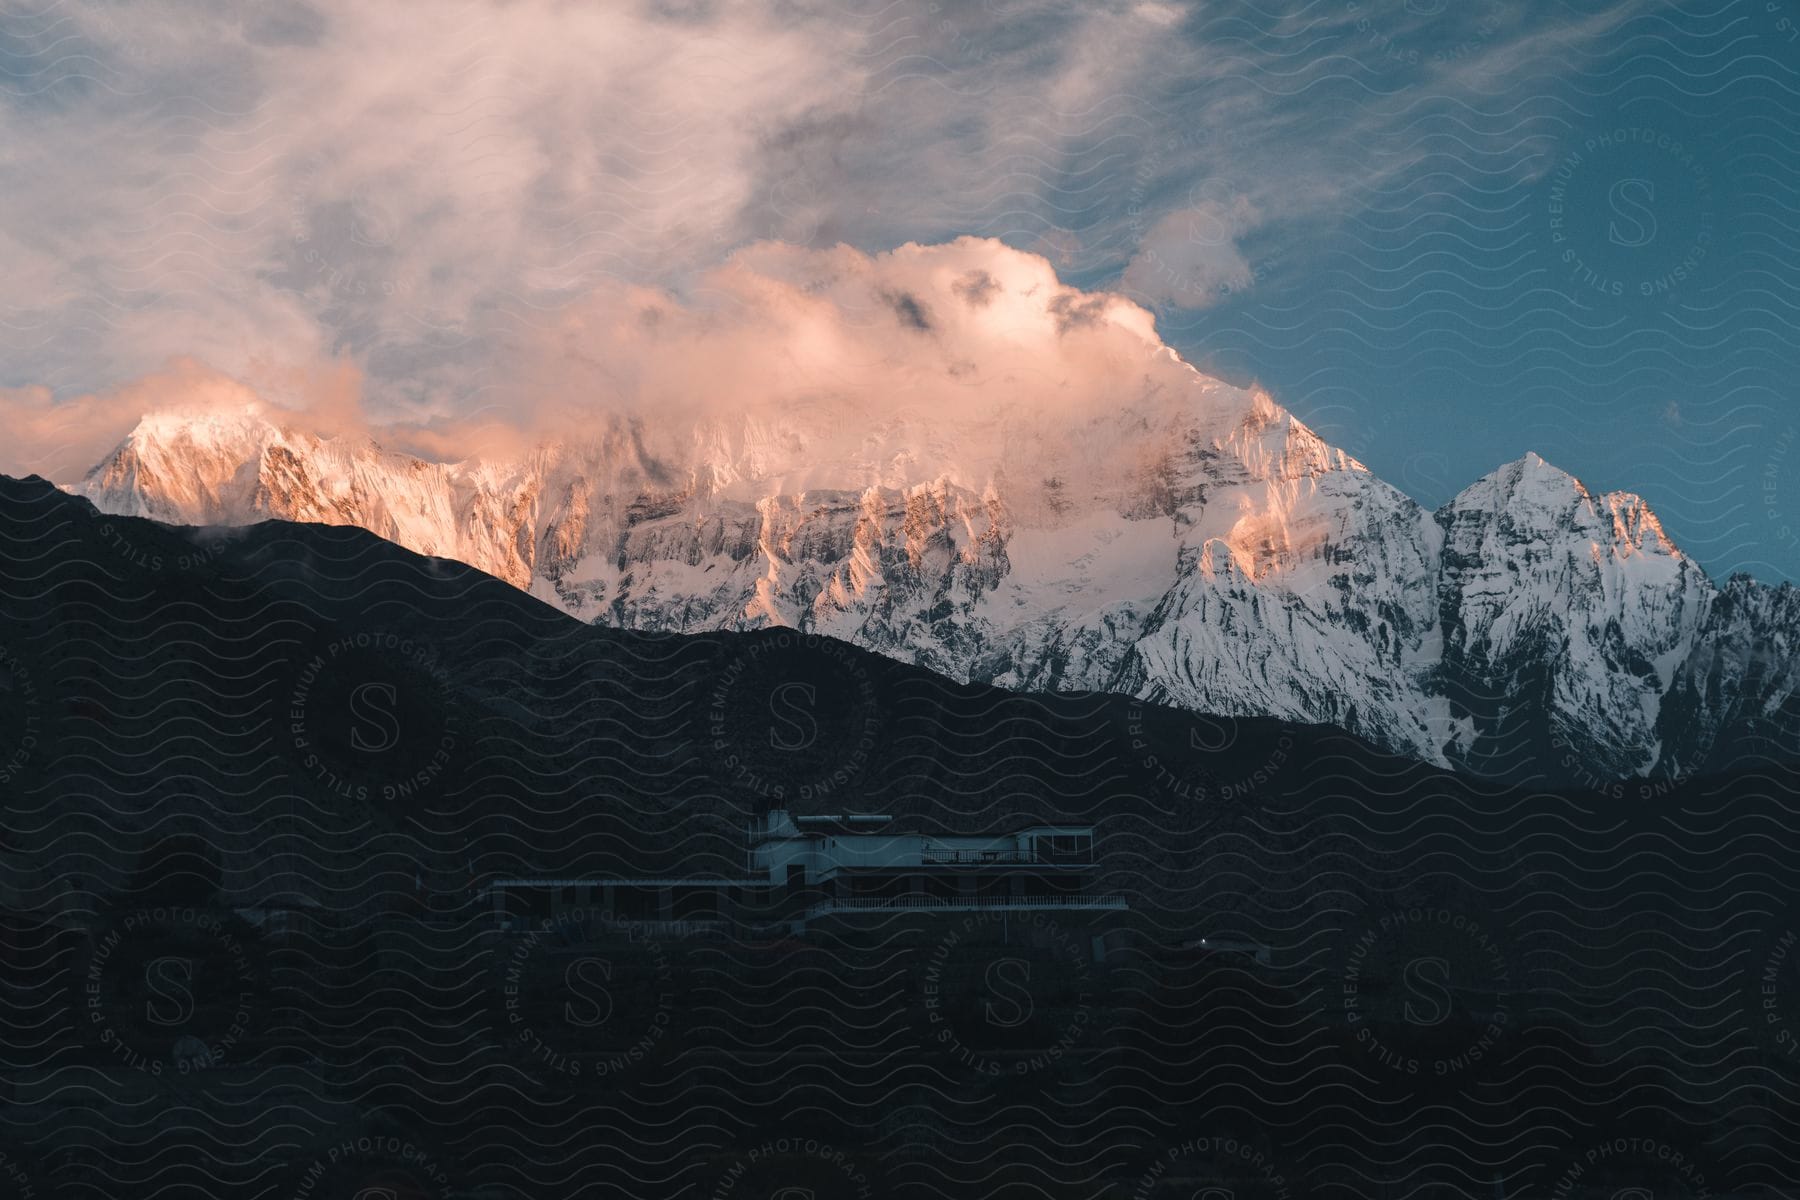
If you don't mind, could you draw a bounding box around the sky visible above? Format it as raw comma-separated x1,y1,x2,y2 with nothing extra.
0,0,1796,581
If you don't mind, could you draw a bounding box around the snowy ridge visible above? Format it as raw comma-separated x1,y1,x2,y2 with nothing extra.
73,380,1798,782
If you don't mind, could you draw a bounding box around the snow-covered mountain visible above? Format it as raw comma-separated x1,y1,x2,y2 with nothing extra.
71,375,1798,783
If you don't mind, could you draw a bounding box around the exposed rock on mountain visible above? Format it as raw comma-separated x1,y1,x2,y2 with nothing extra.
75,389,1799,783
71,234,1797,783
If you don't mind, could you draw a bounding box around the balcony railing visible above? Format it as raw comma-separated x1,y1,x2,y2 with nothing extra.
803,894,1127,918
918,848,1035,865
917,848,1094,866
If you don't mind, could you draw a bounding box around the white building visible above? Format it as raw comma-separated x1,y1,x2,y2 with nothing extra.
486,810,1123,934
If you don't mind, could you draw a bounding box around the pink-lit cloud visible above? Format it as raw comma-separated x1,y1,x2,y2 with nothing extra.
0,0,1588,425
4,238,1249,500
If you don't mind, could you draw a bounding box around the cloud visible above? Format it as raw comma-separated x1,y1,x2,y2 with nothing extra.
0,0,868,404
882,290,935,333
0,0,1625,428
0,361,263,483
1121,201,1258,309
5,238,1224,496
953,270,1002,308
501,237,1172,440
0,355,369,482
419,236,1262,521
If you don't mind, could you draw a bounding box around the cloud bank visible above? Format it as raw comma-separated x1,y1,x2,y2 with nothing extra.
1,237,1216,482
0,0,1587,429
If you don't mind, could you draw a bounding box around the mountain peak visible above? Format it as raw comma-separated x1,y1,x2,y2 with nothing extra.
1443,450,1690,566
60,392,1797,783
1486,450,1583,496
127,402,283,448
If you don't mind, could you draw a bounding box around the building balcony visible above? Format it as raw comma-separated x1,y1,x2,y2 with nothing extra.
917,848,1036,865
803,893,1128,918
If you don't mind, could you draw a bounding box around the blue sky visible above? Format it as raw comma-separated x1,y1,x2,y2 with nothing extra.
1115,0,1800,586
0,0,1795,580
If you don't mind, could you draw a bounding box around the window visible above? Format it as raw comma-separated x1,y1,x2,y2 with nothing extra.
1036,833,1092,861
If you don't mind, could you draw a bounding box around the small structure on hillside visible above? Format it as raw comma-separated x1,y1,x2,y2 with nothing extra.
485,810,1125,934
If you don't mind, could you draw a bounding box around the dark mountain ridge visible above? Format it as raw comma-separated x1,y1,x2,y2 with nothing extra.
1,472,1797,1198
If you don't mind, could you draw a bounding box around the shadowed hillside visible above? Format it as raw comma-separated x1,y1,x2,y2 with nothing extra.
1,472,1796,1199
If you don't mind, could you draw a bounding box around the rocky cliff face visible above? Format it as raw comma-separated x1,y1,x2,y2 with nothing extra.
1429,454,1716,779
73,373,1798,783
